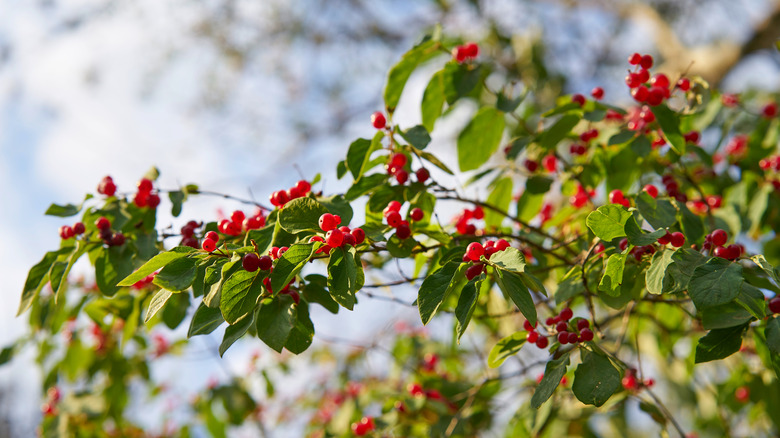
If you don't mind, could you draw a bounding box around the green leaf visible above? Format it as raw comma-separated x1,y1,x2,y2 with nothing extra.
540,114,579,151
751,255,779,283
418,262,465,325
270,242,316,294
346,132,383,181
664,248,708,294
220,270,268,324
608,130,636,146
44,195,92,217
455,281,479,341
484,178,513,229
153,256,198,292
694,324,746,363
386,234,417,258
245,225,275,255
95,245,134,296
328,247,359,310
645,250,675,295
766,317,780,355
421,70,445,132
488,332,527,368
54,241,86,302
651,104,685,154
531,355,570,409
0,344,16,366
255,295,297,353
457,107,505,172
495,270,537,326
168,190,185,217
345,173,387,201
747,183,772,235
487,247,527,273
496,92,523,113
144,289,173,323
586,205,632,241
625,217,666,246
598,253,627,297
384,40,440,111
676,200,704,244
302,274,340,314
700,301,752,330
572,350,621,407
442,62,482,105
118,247,196,286
278,197,330,234
400,125,431,150
415,148,454,175
735,283,767,320
219,312,254,357
162,292,189,329
689,258,744,309
188,303,225,337
18,249,66,316
285,301,315,354
636,193,677,229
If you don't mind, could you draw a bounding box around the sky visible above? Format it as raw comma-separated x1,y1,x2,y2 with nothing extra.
1,0,779,435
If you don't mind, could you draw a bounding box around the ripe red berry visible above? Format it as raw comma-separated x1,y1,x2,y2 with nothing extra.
109,232,125,246
713,246,730,259
609,189,625,204
625,73,642,88
202,238,217,252
762,102,778,119
542,155,557,173
495,239,510,251
524,159,538,172
579,328,594,341
350,228,365,245
395,169,409,184
410,207,424,221
639,54,653,69
243,253,261,272
535,336,549,349
465,263,483,280
684,131,701,144
258,255,273,270
577,319,590,331
556,321,568,333
591,87,604,100
632,86,649,102
395,222,411,239
385,200,402,213
571,94,586,107
205,231,219,242
523,320,536,331
371,111,386,129
677,78,691,91
735,386,750,403
137,178,153,193
97,176,116,196
463,42,479,58
59,225,74,240
342,232,356,247
711,229,728,247
619,238,629,251
385,210,402,228
628,53,642,65
567,332,579,344
560,307,573,321
670,232,685,248
526,330,539,343
295,180,311,195
622,375,638,390
415,168,430,183
95,216,111,231
643,184,658,198
147,193,161,209
319,213,339,232
325,229,344,247
466,242,485,261
453,45,468,62
768,297,780,314
646,86,666,106
558,332,569,344
72,222,85,235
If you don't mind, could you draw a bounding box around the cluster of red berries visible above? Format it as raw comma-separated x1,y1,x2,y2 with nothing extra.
656,230,686,248
97,175,117,197
721,93,740,108
58,221,85,240
759,154,780,172
133,178,161,209
269,180,312,208
622,368,654,391
688,195,722,215
625,53,675,107
132,273,156,290
618,238,657,261
608,189,630,208
625,105,656,132
452,42,479,63
242,252,273,273
683,130,701,145
382,201,419,239
549,309,594,345
96,216,125,246
384,153,426,186
453,206,484,235
570,184,596,208
41,386,61,416
201,231,220,252
179,220,203,248
538,202,554,224
463,239,511,280
420,352,439,373
151,333,170,358
662,174,687,202
351,416,376,436
405,383,455,411
569,143,587,156
218,209,266,237
311,213,366,250
703,229,743,260
571,94,586,107
724,134,748,157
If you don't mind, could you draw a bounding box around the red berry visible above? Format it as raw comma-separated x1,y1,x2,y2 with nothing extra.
147,193,161,209
466,242,485,261
625,73,642,88
560,307,573,321
527,330,539,343
72,222,85,235
579,328,594,341
735,386,750,403
395,170,409,184
319,213,339,232
325,229,344,247
535,336,549,349
258,255,273,270
371,111,386,129
713,246,730,259
558,332,569,344
495,239,510,251
243,253,261,272
711,229,728,246
385,200,402,213
137,178,153,193
643,184,658,198
133,192,149,207
632,86,649,102
385,210,402,228
628,53,642,65
109,232,125,246
243,216,264,230
677,78,691,91
523,320,536,331
622,375,637,390
202,238,217,252
463,42,479,58
577,319,590,331
545,317,556,326
542,155,557,173
395,222,411,239
350,228,365,245
762,102,778,118
591,87,604,100
609,189,625,204
342,233,356,247
95,216,111,230
453,45,468,63
556,321,568,333
594,242,605,254
768,297,780,314
415,168,430,183
646,86,666,106
639,54,653,69
295,180,311,194
670,232,685,248
524,159,538,172
619,238,629,251
231,210,245,225
465,263,483,280
59,225,74,240
571,94,586,106
472,206,484,220
567,332,579,344
684,131,701,144
205,231,219,242
410,207,424,222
